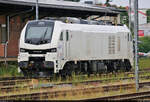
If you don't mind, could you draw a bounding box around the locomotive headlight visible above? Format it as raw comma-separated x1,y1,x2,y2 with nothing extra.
20,48,26,52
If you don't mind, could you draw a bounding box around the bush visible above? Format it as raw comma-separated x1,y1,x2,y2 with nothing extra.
0,62,23,77
139,58,150,69
139,36,150,53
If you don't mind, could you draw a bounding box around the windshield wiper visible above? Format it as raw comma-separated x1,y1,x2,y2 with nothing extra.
42,28,48,40
39,28,48,44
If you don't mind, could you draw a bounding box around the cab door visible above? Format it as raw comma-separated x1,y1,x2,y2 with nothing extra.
127,32,134,59
58,31,65,60
65,30,69,59
58,30,69,60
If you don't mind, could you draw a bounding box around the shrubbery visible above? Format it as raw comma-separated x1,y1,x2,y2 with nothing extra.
139,36,150,53
0,62,23,77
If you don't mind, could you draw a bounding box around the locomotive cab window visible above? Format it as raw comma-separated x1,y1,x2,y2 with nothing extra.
130,34,132,41
128,33,130,41
25,21,54,45
66,30,69,41
60,32,63,41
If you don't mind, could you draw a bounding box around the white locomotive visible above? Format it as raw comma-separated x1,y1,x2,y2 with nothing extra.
18,17,133,76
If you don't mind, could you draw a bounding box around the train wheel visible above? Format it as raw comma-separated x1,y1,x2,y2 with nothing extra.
106,63,114,73
60,63,73,79
124,60,132,72
113,62,119,72
21,68,37,77
22,70,28,76
20,68,29,77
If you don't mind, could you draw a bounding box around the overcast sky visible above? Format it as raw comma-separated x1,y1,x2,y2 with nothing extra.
100,0,150,8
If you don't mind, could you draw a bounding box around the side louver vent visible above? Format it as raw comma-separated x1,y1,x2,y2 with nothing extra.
108,36,115,54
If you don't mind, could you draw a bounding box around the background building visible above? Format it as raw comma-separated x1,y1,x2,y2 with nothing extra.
138,8,150,37
138,9,147,25
139,23,150,37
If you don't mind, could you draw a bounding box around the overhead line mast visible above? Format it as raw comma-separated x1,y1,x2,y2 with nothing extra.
36,0,39,20
134,0,139,92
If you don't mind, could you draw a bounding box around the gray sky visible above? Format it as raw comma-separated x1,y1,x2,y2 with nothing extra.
100,0,150,9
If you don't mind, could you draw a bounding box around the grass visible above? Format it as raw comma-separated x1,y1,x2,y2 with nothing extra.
0,62,23,77
0,58,150,100
139,57,150,69
0,57,149,80
2,72,150,100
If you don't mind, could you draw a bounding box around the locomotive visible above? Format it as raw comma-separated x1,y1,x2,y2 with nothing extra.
18,17,133,77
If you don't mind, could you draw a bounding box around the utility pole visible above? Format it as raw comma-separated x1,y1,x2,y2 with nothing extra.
129,0,131,30
134,0,139,92
36,0,39,20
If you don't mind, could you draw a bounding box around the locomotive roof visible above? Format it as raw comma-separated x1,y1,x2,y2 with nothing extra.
27,19,130,33
60,22,130,33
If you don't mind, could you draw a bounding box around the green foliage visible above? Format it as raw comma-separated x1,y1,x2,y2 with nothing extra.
118,6,129,26
0,62,23,77
139,36,150,53
147,9,150,23
139,58,150,69
120,12,129,26
105,0,113,7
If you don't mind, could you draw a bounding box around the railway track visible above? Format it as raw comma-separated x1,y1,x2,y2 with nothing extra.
0,75,150,93
0,76,54,86
0,69,150,100
0,70,148,87
0,71,150,94
0,74,149,96
1,81,150,100
85,90,150,101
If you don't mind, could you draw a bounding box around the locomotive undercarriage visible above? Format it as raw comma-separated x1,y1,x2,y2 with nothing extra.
20,58,132,77
59,59,132,78
19,57,55,77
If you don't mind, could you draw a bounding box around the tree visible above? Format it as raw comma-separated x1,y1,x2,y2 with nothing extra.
118,6,129,26
147,9,150,23
139,37,150,53
105,0,113,7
